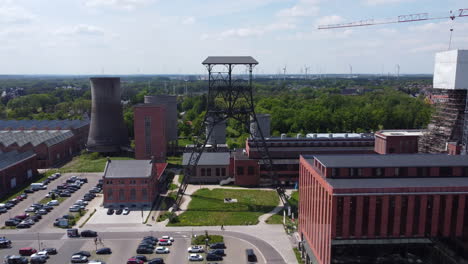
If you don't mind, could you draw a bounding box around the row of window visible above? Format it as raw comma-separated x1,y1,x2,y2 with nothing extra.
107,188,148,201
253,141,373,148
106,179,149,185
237,166,255,176
200,167,226,177
330,167,468,178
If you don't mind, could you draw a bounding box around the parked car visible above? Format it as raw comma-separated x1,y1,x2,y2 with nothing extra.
0,237,12,248
161,236,174,242
24,188,35,193
71,255,88,263
16,223,31,229
73,251,91,257
246,249,257,262
81,230,98,237
15,214,29,220
155,246,170,254
47,200,59,206
96,247,112,254
209,242,226,249
206,253,223,261
19,247,37,256
5,219,20,226
43,248,57,255
188,254,204,261
115,209,123,215
127,258,144,264
157,240,172,246
107,208,114,215
132,256,148,262
123,207,130,215
4,255,29,264
208,249,225,256
67,228,80,237
30,255,47,264
69,206,81,212
188,246,204,253
136,247,153,254
60,192,71,197
148,258,165,264
0,207,7,214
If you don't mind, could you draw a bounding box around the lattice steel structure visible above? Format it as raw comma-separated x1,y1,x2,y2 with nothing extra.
174,56,284,208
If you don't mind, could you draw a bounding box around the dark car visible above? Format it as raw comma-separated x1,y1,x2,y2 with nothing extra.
60,192,71,197
4,202,15,209
96,247,112,254
83,196,93,201
209,243,226,249
132,256,148,262
208,249,225,256
0,238,11,248
107,208,114,215
246,249,257,262
0,207,7,214
5,219,20,226
16,223,31,229
80,230,98,237
136,247,153,254
24,188,35,193
30,255,47,264
73,251,91,257
143,236,158,241
43,248,57,255
116,209,123,215
4,255,29,264
148,258,165,264
206,254,223,261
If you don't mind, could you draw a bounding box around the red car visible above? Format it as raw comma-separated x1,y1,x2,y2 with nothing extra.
127,258,144,264
15,214,29,220
19,247,37,256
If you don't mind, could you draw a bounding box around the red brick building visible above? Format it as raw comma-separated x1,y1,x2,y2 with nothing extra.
0,150,38,198
103,159,167,208
374,130,422,154
182,152,231,184
299,154,468,264
134,104,167,161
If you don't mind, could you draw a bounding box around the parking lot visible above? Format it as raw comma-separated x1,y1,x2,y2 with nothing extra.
0,231,266,264
0,172,102,233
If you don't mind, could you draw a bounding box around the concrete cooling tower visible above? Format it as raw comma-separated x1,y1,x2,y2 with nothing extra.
205,115,226,145
250,113,271,138
87,77,129,153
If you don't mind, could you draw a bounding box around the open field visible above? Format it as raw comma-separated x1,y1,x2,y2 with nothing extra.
169,188,279,226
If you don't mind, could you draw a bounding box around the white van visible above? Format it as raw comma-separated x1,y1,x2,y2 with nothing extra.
31,183,46,190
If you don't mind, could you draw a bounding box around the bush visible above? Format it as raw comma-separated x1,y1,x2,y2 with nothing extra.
192,234,223,245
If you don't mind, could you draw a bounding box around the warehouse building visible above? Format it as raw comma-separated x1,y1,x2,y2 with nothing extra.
298,154,468,264
102,159,168,208
0,150,38,198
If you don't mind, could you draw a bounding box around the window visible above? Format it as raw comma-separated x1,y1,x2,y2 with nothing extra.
440,167,452,177
201,168,206,176
108,189,113,200
207,168,212,176
395,168,400,177
119,189,125,201
373,168,383,177
221,168,226,176
216,168,220,176
106,180,113,184
237,166,244,175
130,189,136,200
144,116,152,155
119,180,124,185
142,189,148,200
248,166,255,175
130,180,136,185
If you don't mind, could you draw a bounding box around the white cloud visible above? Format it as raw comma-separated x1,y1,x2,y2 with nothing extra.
181,17,196,25
55,24,105,36
410,43,447,53
364,0,414,5
0,4,35,24
214,22,296,39
84,0,153,10
315,15,345,26
276,0,320,17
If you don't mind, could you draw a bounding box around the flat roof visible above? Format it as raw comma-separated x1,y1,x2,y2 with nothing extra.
326,176,468,190
104,160,153,178
309,154,468,168
202,56,258,65
377,130,424,137
182,152,230,166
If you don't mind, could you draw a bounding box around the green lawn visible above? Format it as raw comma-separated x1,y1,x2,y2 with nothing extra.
167,156,182,166
168,188,279,226
266,212,284,224
192,234,223,245
51,153,134,174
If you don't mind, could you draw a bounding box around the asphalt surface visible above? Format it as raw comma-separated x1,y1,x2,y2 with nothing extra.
1,231,279,263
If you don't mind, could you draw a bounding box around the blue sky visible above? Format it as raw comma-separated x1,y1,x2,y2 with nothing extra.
0,0,467,74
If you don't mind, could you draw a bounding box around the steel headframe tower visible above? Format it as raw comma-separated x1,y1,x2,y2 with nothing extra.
174,56,283,209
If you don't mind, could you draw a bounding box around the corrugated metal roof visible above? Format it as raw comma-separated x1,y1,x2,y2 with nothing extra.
182,152,230,166
0,150,36,170
0,119,89,130
202,56,258,65
309,154,468,168
0,130,74,147
326,176,468,189
104,160,153,178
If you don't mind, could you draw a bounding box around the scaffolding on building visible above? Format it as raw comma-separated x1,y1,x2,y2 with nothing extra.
419,90,467,153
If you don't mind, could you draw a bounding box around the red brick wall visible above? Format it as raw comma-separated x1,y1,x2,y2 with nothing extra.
0,155,38,198
134,105,167,161
234,159,260,186
374,133,419,154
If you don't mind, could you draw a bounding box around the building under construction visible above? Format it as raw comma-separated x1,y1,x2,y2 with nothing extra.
419,50,468,154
